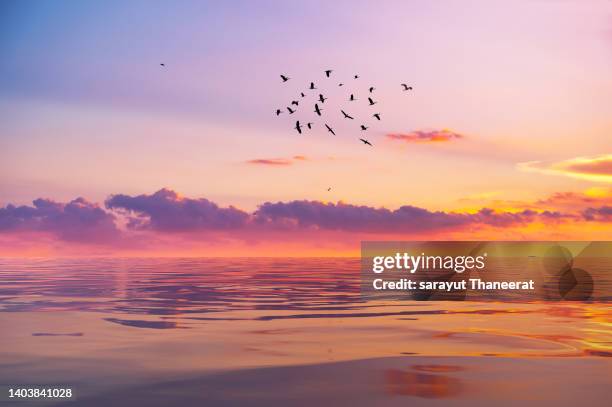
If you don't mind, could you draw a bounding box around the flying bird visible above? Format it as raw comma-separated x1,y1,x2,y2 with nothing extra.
306,122,313,129
287,107,295,114
291,100,299,106
354,74,359,79
341,110,354,120
373,113,381,120
309,82,317,90
325,124,336,135
160,63,165,67
360,125,368,131
359,138,373,146
295,121,303,134
349,94,356,101
368,97,376,106
276,109,283,116
318,94,327,103
300,92,306,97
401,84,413,91
338,83,344,86
325,69,333,77
327,187,332,191
369,86,375,93
314,103,323,116
280,74,290,82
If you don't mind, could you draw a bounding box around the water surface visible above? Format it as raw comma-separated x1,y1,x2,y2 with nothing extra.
0,258,610,406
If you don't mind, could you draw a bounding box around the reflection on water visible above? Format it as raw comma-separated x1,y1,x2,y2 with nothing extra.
385,369,463,398
0,258,610,406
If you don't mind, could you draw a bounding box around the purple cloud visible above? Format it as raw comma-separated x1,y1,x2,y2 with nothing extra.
0,189,577,248
582,206,612,221
105,188,249,232
0,197,118,242
253,201,562,232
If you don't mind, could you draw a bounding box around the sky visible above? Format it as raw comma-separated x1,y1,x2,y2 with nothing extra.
0,0,611,256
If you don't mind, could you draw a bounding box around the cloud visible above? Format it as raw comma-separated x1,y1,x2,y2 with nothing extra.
253,200,565,233
246,155,310,166
0,197,119,242
536,188,612,210
386,129,464,143
518,154,612,183
1,188,608,255
0,189,575,239
246,158,292,166
105,188,249,232
582,206,612,222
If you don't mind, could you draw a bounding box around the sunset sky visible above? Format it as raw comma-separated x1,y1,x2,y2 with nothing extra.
1,0,611,256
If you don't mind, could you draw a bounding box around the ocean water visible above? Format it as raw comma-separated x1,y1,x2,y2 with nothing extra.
0,258,610,406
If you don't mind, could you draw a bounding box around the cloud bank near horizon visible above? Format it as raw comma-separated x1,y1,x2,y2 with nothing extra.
1,188,611,255
0,197,119,243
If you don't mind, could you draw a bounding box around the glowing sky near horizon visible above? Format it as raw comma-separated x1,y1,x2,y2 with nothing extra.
1,0,611,213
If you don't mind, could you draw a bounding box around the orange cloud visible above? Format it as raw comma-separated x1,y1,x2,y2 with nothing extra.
536,188,612,211
386,129,464,143
456,187,612,216
518,154,612,183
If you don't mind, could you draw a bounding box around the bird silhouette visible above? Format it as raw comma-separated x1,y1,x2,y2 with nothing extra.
368,97,376,106
354,75,359,79
276,109,283,116
306,122,313,129
287,107,295,114
327,187,332,191
360,125,368,131
314,103,323,116
318,94,327,103
359,138,373,146
309,82,317,90
300,92,306,97
280,74,290,82
349,94,356,101
341,110,354,120
338,83,344,86
160,63,165,67
295,121,303,134
291,100,299,106
373,113,381,120
325,69,333,77
325,124,336,135
369,86,375,93
401,84,413,91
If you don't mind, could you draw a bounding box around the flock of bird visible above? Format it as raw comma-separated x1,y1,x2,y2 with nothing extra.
276,70,412,146
156,63,412,192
